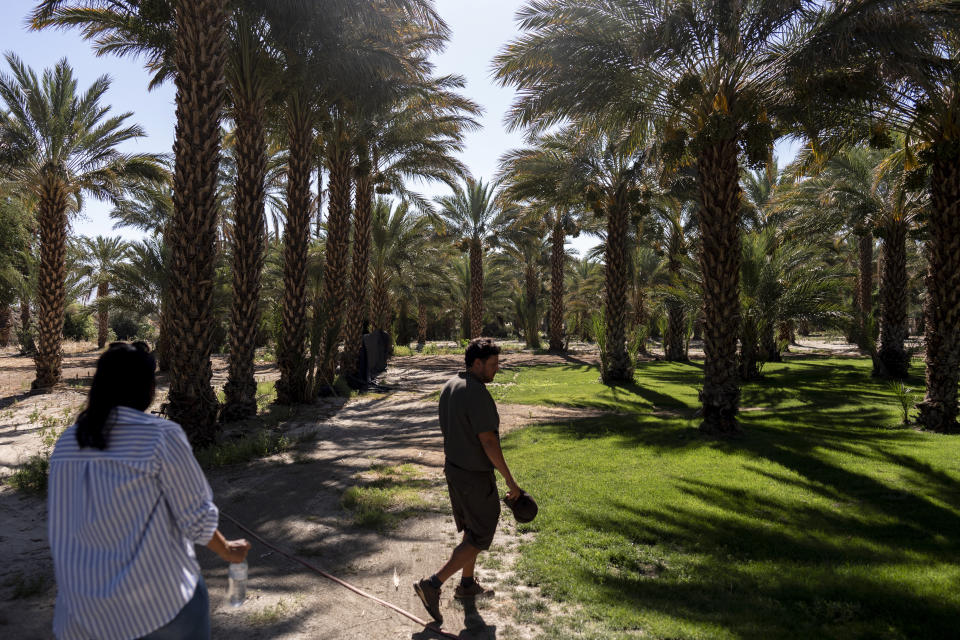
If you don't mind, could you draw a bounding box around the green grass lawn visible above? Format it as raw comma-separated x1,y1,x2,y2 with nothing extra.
497,357,960,640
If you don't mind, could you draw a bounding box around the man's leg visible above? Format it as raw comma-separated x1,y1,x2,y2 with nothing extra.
435,533,480,583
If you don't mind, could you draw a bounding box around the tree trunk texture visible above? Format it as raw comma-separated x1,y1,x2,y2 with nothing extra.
664,255,687,361
739,320,760,381
32,180,70,391
165,0,228,444
760,321,780,363
876,224,909,379
602,199,633,383
855,232,874,349
275,102,313,404
223,94,267,420
469,240,483,338
696,140,742,436
157,293,171,372
97,281,109,349
917,148,960,431
20,297,35,354
317,133,353,385
370,274,391,332
549,220,565,351
417,300,427,346
341,158,373,378
0,304,10,347
524,261,540,349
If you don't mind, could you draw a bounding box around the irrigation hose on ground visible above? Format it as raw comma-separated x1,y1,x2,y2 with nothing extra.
220,511,459,639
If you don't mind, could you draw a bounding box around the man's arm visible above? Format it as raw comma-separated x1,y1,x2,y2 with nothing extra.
478,431,521,501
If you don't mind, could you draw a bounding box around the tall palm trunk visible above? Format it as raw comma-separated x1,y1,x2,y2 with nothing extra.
469,239,483,338
318,131,353,385
548,219,565,351
0,304,10,347
876,223,909,379
738,319,759,381
855,232,874,349
417,299,427,346
96,281,109,349
223,95,267,419
20,296,34,354
664,256,687,361
276,99,313,404
917,149,960,432
370,273,391,331
524,260,540,348
760,322,780,363
697,140,742,436
32,178,69,391
157,292,171,372
166,0,228,443
602,198,632,383
341,149,373,378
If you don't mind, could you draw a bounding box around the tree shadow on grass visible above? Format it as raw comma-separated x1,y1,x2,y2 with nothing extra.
568,461,960,639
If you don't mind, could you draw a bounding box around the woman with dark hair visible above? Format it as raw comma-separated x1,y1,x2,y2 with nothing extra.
48,342,250,639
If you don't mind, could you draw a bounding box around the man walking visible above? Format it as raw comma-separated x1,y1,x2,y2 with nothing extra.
414,338,521,625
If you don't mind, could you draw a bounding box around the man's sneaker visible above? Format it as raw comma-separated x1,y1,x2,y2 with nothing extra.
454,580,495,599
414,579,443,624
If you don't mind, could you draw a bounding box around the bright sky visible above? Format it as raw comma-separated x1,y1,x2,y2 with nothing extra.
2,0,796,257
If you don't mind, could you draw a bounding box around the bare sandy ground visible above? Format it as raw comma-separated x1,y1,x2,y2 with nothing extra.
0,346,605,640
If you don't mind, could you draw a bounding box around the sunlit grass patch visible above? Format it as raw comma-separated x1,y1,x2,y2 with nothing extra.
499,357,960,639
341,463,436,531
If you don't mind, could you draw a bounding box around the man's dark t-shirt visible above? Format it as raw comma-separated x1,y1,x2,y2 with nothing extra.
439,371,500,472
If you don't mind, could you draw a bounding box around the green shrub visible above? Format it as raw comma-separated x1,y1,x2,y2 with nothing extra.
63,305,95,341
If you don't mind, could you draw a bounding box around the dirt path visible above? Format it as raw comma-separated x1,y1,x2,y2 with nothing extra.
0,351,605,640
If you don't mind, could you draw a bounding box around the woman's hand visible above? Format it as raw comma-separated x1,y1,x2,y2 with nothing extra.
206,530,252,563
222,538,251,563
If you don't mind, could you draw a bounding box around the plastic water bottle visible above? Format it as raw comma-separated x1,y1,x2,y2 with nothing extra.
228,561,247,607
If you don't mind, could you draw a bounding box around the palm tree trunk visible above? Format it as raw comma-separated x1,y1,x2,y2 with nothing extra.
524,260,540,349
876,223,909,379
165,0,228,443
317,130,353,386
32,180,69,391
664,254,687,361
602,199,632,383
417,299,427,346
469,239,483,338
370,274,391,332
341,151,373,378
19,297,34,355
97,281,109,349
738,320,759,381
0,304,10,348
548,219,565,351
276,99,313,404
917,149,960,432
855,232,874,349
697,140,742,436
761,321,780,362
223,95,267,420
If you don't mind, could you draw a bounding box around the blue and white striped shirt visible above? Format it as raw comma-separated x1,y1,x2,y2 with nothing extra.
48,406,219,640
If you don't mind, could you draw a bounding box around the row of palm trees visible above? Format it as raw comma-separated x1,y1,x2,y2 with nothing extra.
3,0,958,443
491,0,960,435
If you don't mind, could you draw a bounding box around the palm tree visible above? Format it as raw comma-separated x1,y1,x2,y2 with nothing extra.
566,257,605,342
340,72,478,378
433,178,509,338
222,12,276,420
495,0,849,433
0,55,161,391
0,192,31,349
75,236,131,348
651,197,695,361
495,218,549,349
498,131,585,352
784,145,922,378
